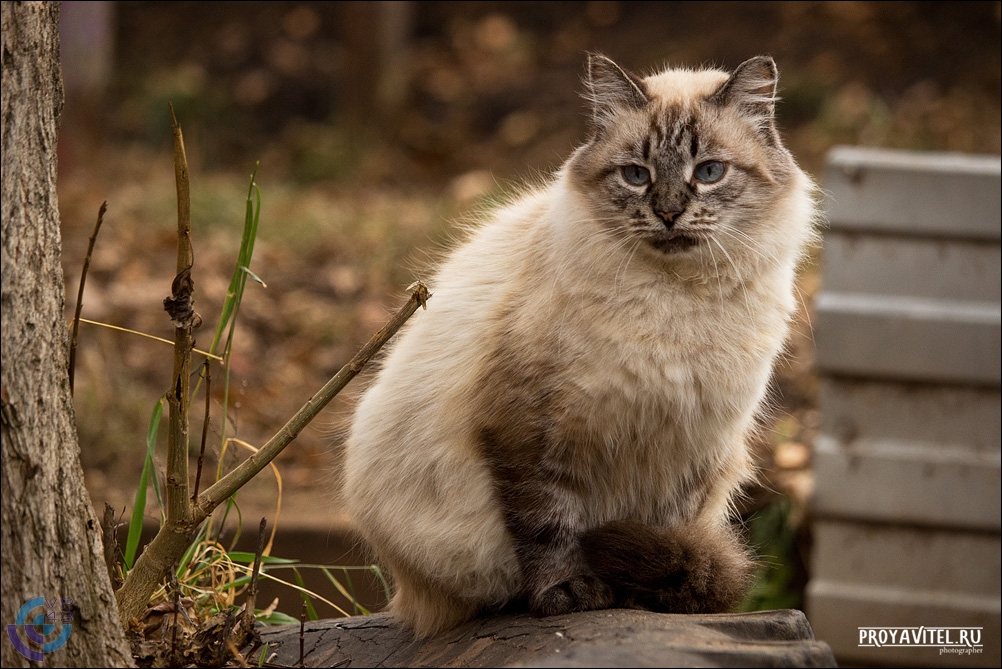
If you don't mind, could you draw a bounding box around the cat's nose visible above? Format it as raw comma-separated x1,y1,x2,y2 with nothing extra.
656,208,684,228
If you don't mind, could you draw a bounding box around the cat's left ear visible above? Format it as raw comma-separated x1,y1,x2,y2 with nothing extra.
584,53,650,133
710,56,779,144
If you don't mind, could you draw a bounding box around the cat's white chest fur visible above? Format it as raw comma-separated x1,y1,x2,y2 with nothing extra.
483,180,793,526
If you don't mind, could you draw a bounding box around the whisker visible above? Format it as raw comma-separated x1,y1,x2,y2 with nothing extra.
701,236,726,310
710,236,754,319
614,238,645,297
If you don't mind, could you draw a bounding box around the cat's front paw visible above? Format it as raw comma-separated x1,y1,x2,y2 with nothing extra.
581,519,752,613
529,573,614,617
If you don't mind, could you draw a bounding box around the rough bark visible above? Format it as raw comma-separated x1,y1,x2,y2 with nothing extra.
1,3,132,667
259,609,836,668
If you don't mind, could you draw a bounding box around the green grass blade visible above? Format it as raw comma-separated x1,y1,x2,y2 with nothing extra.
224,496,243,551
322,567,369,616
227,552,298,565
176,519,210,578
219,575,253,591
341,567,360,615
124,395,166,570
123,457,151,572
209,166,261,356
206,494,240,546
370,564,392,605
258,612,299,626
212,170,262,459
293,567,319,621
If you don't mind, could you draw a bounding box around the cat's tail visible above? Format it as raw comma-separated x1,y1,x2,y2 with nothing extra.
579,519,753,614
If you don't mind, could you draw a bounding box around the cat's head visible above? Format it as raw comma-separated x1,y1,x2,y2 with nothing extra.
567,54,812,275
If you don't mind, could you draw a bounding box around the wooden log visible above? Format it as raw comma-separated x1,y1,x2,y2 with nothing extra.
258,608,835,667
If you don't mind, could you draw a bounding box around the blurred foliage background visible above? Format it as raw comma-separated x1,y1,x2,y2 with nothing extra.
57,1,1000,615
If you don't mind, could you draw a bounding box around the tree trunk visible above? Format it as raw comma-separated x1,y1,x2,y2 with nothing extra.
1,3,132,667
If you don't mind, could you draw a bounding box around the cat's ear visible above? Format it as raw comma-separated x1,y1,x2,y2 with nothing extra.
584,53,650,132
710,56,779,143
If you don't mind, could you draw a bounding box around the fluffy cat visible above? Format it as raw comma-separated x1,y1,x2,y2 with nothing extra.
342,54,817,638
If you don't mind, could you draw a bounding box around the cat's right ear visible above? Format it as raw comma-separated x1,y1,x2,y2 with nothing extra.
710,56,780,145
584,53,650,132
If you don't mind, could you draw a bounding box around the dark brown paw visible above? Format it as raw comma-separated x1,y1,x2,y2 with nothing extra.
581,519,753,614
529,573,614,617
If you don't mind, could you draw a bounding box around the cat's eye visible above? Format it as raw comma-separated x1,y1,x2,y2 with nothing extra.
693,161,727,184
621,164,651,186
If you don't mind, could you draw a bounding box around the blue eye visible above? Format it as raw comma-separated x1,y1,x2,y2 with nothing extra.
693,161,727,184
621,164,651,186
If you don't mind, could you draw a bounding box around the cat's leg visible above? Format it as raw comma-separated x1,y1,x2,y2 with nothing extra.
346,426,522,637
579,519,752,613
475,353,615,617
499,479,614,617
480,430,614,617
388,564,479,639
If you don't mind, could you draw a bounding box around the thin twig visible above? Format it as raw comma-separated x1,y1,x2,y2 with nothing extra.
245,517,267,629
299,601,307,669
69,201,107,394
192,360,211,503
170,569,181,667
196,282,429,515
217,607,237,667
76,318,222,361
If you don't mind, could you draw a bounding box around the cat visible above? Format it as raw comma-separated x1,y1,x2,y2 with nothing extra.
341,53,817,638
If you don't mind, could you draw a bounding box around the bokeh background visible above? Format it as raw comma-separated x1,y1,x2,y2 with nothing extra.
57,0,1001,621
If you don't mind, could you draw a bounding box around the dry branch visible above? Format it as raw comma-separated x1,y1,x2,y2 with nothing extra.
114,105,430,630
164,103,198,531
115,279,430,623
192,360,211,503
68,200,107,393
195,281,429,515
117,231,430,628
245,518,267,630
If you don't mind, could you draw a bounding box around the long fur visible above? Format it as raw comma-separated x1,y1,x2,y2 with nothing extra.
341,55,817,638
